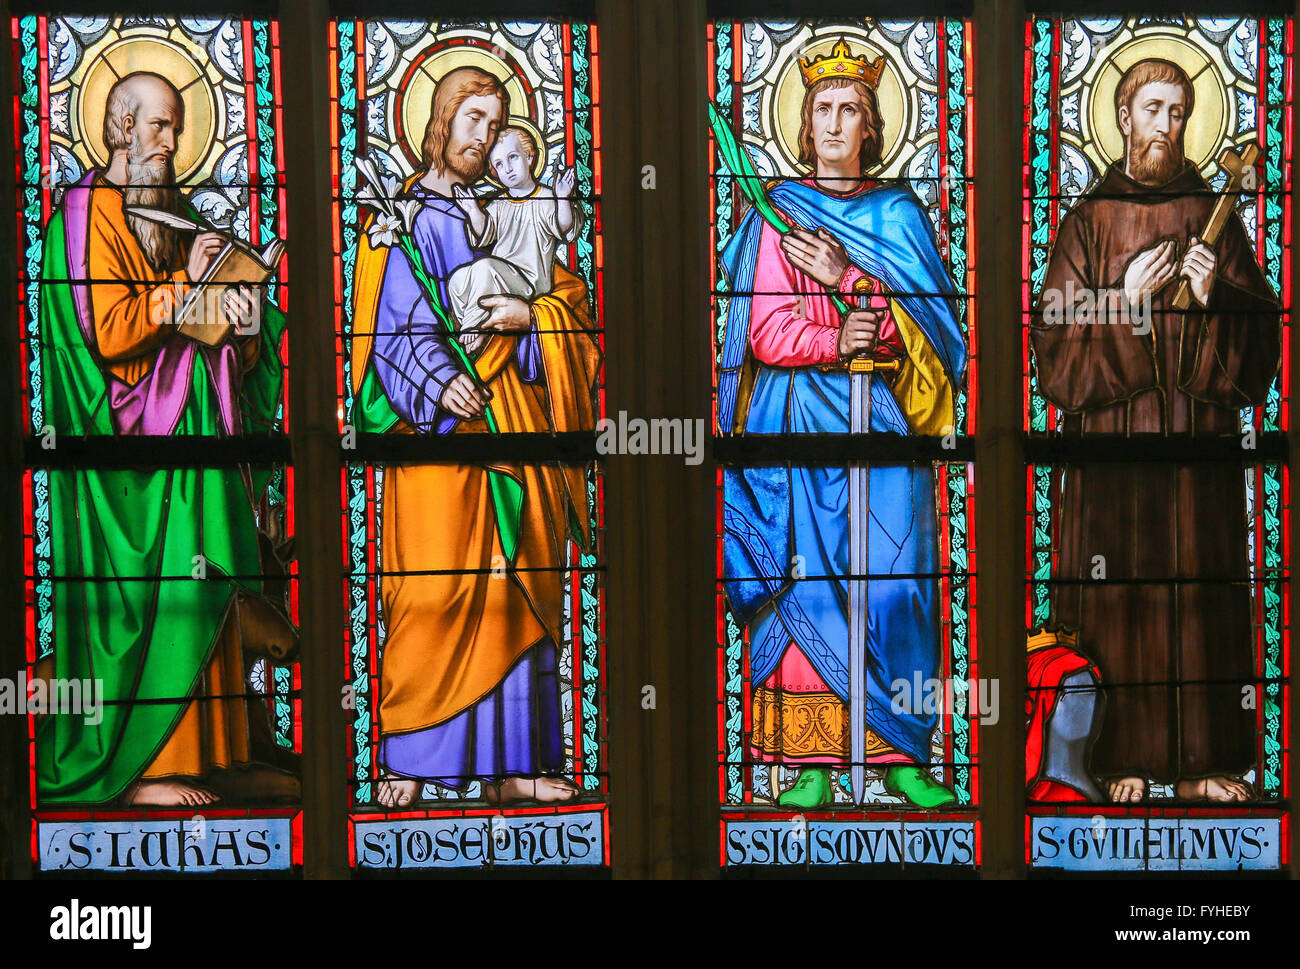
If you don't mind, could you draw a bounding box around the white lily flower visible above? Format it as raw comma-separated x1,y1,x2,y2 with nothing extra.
367,212,402,249
355,156,380,188
354,157,395,216
395,198,423,233
357,183,389,219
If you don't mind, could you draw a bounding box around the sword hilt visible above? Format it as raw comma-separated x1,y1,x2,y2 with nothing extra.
847,277,903,375
852,276,877,303
848,356,902,375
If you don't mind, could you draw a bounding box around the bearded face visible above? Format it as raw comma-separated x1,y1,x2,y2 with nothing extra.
434,91,504,184
1127,125,1186,185
123,130,183,272
443,130,488,182
1120,80,1190,186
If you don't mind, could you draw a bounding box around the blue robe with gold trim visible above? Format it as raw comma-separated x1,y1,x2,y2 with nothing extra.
720,181,965,763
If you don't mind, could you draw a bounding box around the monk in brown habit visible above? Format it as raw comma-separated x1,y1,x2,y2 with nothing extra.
1030,59,1281,803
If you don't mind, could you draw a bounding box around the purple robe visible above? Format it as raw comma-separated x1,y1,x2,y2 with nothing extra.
370,185,539,435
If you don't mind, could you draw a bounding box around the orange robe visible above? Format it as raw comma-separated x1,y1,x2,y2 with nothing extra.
361,266,600,736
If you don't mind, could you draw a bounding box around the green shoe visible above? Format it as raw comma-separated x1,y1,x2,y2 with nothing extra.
777,768,833,808
884,766,957,808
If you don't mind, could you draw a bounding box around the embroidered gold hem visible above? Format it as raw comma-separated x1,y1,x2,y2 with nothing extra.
750,687,896,758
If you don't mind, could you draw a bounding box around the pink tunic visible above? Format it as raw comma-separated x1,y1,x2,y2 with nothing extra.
748,179,903,368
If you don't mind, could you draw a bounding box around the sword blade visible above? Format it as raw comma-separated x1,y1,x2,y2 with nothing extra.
849,369,869,805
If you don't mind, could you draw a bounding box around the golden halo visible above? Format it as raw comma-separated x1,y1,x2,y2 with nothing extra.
77,36,217,183
1084,33,1229,172
398,44,531,169
484,116,549,188
771,37,907,175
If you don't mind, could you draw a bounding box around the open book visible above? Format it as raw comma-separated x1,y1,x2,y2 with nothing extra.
173,236,285,346
125,206,284,347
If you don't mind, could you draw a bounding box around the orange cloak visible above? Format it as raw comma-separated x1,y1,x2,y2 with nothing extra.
358,263,600,735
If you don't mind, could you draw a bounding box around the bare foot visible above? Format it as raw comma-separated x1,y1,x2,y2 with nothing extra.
1106,776,1146,803
1176,776,1252,802
124,779,220,807
483,776,580,804
376,775,421,808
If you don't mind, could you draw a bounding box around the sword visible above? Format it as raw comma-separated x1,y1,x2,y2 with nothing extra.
847,277,901,805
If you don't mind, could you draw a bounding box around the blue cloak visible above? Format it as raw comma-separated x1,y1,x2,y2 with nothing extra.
719,180,966,763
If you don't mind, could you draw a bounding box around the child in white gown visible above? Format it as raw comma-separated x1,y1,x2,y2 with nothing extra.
450,126,583,353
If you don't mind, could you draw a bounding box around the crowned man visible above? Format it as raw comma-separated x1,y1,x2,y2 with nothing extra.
37,71,298,806
720,40,967,808
1030,58,1280,803
349,66,600,808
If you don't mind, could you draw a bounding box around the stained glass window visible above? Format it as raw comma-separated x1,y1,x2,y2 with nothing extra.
1023,15,1291,871
710,15,979,868
330,17,608,870
15,14,300,872
6,2,1298,889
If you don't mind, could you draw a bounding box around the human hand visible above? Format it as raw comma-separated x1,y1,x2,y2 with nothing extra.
439,372,492,420
223,284,260,334
479,294,534,333
1178,238,1218,308
556,167,577,199
187,232,226,281
780,227,851,289
451,183,478,215
837,307,885,358
1122,239,1178,308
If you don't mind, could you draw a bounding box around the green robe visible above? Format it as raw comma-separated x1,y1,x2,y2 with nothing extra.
35,204,286,804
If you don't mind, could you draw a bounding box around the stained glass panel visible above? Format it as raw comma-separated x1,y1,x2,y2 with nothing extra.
710,16,979,869
14,14,300,873
711,17,975,439
330,18,608,870
1023,16,1292,872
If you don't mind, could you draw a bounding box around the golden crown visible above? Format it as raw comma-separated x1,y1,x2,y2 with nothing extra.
1026,626,1080,654
799,39,886,89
